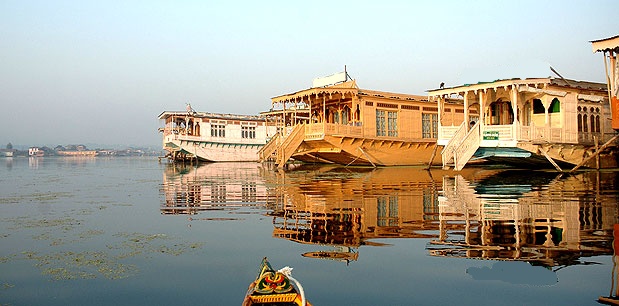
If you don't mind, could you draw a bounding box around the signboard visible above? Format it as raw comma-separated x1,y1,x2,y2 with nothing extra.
312,71,347,88
483,131,499,140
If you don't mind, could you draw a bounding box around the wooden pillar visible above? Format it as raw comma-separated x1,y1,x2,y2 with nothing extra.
478,90,486,126
463,92,470,130
511,86,519,125
544,97,550,126
322,95,326,124
437,95,444,126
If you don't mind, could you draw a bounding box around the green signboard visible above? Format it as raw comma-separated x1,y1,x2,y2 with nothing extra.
483,131,499,140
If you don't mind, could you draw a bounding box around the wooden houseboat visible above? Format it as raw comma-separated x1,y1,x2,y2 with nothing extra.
158,105,280,162
259,73,466,167
592,34,619,130
428,77,619,171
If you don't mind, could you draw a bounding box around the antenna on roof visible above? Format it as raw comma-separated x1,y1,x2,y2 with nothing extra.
550,66,571,86
345,65,353,81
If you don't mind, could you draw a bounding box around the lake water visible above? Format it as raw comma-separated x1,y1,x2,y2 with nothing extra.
1,156,618,306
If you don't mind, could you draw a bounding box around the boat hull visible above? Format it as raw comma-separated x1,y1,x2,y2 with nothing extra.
291,135,438,166
164,138,264,162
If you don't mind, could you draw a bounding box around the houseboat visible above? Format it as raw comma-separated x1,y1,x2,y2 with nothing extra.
428,77,619,171
57,150,98,157
28,147,44,157
158,104,279,162
591,34,619,130
259,72,466,167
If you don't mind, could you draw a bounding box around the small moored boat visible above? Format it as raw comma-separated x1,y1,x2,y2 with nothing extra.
242,257,311,306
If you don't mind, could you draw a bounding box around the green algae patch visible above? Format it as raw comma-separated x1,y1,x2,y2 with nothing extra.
37,251,138,280
111,232,205,258
0,191,73,204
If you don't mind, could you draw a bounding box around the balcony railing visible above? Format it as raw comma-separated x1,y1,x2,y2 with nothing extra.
439,124,578,145
304,122,363,140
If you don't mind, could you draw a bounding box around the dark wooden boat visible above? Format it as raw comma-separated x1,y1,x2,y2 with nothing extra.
242,257,311,306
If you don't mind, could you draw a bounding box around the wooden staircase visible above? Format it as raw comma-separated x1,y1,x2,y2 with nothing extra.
275,124,306,168
441,121,481,171
258,133,281,162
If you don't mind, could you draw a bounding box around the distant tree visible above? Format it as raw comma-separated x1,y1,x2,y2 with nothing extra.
6,143,12,150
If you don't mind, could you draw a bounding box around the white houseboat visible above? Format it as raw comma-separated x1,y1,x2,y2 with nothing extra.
158,105,279,162
28,147,44,157
428,77,619,171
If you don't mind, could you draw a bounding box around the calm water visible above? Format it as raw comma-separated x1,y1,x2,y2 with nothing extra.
1,156,618,306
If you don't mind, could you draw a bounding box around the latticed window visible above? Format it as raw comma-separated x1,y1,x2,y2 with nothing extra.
342,108,350,125
578,106,601,133
377,110,397,137
387,111,398,136
422,113,438,138
376,110,386,136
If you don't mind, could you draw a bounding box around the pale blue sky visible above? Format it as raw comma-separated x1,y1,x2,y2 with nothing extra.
1,0,617,147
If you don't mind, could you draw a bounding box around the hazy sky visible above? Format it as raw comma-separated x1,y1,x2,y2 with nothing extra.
1,1,617,147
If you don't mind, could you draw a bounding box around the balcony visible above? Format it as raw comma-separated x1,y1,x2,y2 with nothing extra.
304,122,364,140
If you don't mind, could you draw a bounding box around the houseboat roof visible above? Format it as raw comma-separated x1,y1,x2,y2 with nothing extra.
427,77,607,97
158,111,266,122
591,34,619,52
271,80,428,104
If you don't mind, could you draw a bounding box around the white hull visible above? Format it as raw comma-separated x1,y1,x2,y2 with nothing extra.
159,110,279,163
164,138,263,162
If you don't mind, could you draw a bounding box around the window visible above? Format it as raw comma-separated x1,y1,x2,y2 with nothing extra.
376,110,386,136
211,123,225,138
342,107,350,125
549,98,561,113
376,110,397,136
533,99,545,114
422,113,438,138
388,111,398,136
241,126,256,139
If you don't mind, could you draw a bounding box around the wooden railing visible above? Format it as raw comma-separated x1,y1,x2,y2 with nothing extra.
258,133,280,162
276,124,306,167
305,123,364,140
454,122,481,171
441,122,466,169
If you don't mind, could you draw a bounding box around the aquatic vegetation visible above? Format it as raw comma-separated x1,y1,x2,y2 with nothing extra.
111,232,205,258
0,192,73,204
1,282,15,290
2,216,204,282
37,251,138,280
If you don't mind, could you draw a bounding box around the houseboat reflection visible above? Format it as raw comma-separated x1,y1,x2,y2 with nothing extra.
160,162,618,270
428,170,618,269
266,165,500,262
160,162,276,215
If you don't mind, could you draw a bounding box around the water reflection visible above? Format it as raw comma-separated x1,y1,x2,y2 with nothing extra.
160,162,276,215
429,170,618,269
265,165,500,263
160,163,619,271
